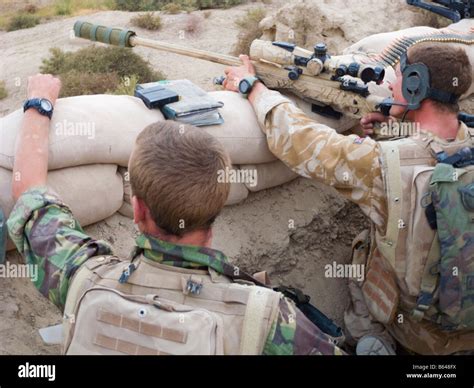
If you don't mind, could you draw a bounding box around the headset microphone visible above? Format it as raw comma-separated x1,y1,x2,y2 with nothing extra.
377,98,410,117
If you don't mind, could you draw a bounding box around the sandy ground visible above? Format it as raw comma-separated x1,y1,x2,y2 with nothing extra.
0,0,469,354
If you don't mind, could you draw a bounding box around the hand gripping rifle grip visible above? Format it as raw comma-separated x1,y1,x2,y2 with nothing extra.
73,21,136,47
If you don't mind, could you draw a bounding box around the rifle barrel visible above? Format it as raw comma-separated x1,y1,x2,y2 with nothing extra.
72,20,384,119
131,36,242,67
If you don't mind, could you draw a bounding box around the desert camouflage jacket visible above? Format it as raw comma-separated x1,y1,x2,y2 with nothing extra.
253,89,474,355
253,89,472,232
7,187,342,355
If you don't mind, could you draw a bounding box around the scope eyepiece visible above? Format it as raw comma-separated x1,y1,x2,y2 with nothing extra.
360,66,385,84
334,62,385,84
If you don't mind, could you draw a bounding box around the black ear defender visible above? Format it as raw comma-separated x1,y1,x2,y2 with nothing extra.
377,53,460,118
400,52,459,110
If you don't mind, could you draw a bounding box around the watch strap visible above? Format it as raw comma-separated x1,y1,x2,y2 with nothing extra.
23,98,53,119
239,76,259,97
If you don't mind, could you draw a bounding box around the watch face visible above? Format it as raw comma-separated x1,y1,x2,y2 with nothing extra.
239,80,251,94
40,99,52,111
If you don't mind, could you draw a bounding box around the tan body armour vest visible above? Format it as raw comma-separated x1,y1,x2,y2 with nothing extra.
62,255,281,355
361,126,474,352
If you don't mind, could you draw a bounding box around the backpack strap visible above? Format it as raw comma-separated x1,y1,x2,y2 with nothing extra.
412,235,440,322
64,263,95,318
62,255,118,353
467,126,474,142
239,287,272,355
377,141,404,269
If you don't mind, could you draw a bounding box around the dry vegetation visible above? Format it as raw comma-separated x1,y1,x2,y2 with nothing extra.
183,13,203,35
0,0,251,31
131,11,162,29
6,13,41,31
232,7,266,55
40,46,165,97
0,81,8,100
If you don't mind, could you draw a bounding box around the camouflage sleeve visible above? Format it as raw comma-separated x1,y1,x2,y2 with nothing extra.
263,297,344,355
253,89,387,228
7,186,113,311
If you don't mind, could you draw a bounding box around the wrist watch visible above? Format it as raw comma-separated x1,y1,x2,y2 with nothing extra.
238,76,259,98
23,98,54,119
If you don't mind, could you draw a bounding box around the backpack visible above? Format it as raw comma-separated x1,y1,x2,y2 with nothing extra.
364,124,474,331
415,148,474,330
62,255,281,355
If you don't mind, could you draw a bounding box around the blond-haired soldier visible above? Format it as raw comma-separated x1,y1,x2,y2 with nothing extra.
8,75,342,355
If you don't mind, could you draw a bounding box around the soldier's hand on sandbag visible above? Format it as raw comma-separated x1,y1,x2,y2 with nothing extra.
27,74,61,105
223,55,256,92
360,112,392,136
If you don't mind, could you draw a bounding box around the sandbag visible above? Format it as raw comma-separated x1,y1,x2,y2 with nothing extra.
118,201,134,219
0,92,276,172
240,161,298,192
226,181,249,206
117,181,248,216
118,167,131,205
0,95,163,171
119,165,249,213
205,91,275,164
109,160,298,218
0,164,124,230
344,26,436,55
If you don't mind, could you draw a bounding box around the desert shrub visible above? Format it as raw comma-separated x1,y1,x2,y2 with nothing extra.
184,13,202,34
195,0,245,8
131,12,162,29
60,71,119,97
41,46,165,97
162,3,183,13
0,81,8,100
114,0,160,11
55,0,73,15
23,4,39,13
113,0,245,12
7,13,40,31
41,46,161,81
110,74,140,95
232,7,265,56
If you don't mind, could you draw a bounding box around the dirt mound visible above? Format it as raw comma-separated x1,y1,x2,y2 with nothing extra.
261,0,448,53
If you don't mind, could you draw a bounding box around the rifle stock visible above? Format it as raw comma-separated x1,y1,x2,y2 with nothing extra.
73,20,384,120
407,0,473,22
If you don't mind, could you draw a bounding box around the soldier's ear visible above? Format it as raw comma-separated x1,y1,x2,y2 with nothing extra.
131,196,147,225
204,227,213,242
